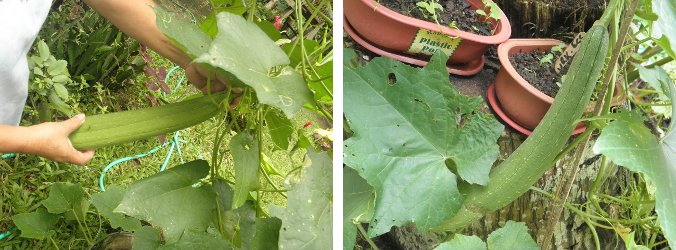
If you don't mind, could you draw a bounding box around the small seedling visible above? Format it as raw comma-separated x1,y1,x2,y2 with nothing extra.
475,0,501,22
475,0,501,34
539,42,566,65
416,0,444,26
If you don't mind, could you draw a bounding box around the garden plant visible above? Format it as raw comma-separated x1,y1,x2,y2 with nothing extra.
1,0,333,249
344,0,675,249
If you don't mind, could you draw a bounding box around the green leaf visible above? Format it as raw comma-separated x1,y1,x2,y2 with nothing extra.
434,235,486,250
41,182,86,221
343,167,375,250
266,109,294,150
625,232,651,250
114,160,215,243
308,60,333,103
593,109,676,246
238,202,257,249
255,20,282,41
283,40,319,67
155,8,212,58
53,83,69,100
635,64,673,117
132,226,161,249
12,208,59,240
90,185,142,232
199,13,219,39
250,217,282,250
486,221,539,250
47,60,68,76
158,229,232,250
343,48,503,236
193,12,312,117
48,90,73,116
653,0,676,59
37,40,50,62
230,132,261,209
273,151,332,250
52,74,70,83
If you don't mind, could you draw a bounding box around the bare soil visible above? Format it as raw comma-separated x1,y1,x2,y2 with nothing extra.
379,0,493,36
508,49,567,97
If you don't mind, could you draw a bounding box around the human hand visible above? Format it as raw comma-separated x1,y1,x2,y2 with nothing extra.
185,64,242,108
26,114,95,165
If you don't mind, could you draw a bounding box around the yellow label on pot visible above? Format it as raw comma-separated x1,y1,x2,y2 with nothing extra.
407,29,461,57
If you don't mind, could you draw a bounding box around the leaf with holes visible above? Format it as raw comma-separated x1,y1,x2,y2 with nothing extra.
343,48,503,236
114,160,215,243
272,150,332,250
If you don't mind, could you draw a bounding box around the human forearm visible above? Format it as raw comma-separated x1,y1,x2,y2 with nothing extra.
0,115,94,165
82,0,192,67
0,125,32,154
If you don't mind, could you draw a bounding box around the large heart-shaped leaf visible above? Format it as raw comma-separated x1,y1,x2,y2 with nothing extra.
343,49,503,236
156,9,311,117
114,160,215,243
12,208,59,240
594,82,676,246
486,221,539,250
41,182,87,222
90,185,141,232
273,150,332,250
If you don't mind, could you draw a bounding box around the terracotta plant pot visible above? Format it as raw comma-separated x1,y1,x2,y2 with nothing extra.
491,39,623,135
344,0,511,76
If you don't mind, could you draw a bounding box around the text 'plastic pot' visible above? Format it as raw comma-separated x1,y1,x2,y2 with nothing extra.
344,0,511,76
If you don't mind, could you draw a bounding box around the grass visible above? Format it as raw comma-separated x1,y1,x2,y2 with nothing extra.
0,50,324,248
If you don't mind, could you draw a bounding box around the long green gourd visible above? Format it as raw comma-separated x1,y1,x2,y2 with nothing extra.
434,24,610,231
70,93,227,150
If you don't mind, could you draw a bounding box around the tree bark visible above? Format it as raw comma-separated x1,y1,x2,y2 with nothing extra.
492,0,605,40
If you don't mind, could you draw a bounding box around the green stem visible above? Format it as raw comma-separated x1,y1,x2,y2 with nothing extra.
357,223,380,250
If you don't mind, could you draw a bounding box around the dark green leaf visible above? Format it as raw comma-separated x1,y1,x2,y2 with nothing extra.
255,20,282,41
42,182,86,221
273,151,332,250
434,235,486,250
343,167,374,250
250,217,282,250
158,229,232,250
343,48,503,236
266,109,294,150
230,132,260,209
90,185,142,232
114,160,215,243
12,208,59,240
486,221,538,250
132,226,161,249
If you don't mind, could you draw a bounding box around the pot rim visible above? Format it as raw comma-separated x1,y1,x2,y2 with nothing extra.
497,38,563,104
356,0,511,44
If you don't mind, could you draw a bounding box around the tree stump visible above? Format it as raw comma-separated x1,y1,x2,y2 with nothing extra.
493,0,606,40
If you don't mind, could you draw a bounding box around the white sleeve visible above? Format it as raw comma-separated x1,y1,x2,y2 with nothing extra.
0,0,51,125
